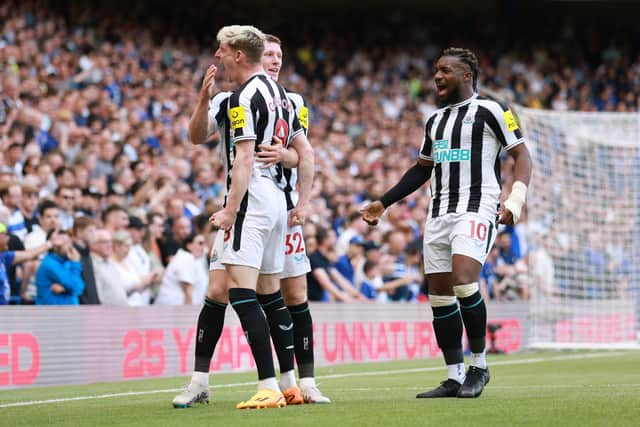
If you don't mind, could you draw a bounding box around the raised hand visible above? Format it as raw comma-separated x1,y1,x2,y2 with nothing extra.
200,64,218,100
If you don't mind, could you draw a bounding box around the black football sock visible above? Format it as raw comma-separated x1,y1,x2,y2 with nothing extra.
194,298,227,373
458,291,487,354
258,290,295,373
288,302,315,378
229,288,275,380
432,303,464,365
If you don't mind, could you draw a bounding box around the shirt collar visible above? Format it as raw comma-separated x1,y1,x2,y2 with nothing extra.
449,93,477,109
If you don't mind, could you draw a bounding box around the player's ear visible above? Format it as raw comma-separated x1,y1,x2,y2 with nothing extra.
235,50,243,63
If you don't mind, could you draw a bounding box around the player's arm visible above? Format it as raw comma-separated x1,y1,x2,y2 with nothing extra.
286,132,314,227
360,159,433,226
489,104,533,225
289,132,314,204
228,140,253,210
211,93,257,230
209,140,254,231
499,143,532,225
188,65,218,145
256,135,300,168
361,115,435,225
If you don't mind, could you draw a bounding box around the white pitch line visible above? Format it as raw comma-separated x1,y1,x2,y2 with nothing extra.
0,351,627,408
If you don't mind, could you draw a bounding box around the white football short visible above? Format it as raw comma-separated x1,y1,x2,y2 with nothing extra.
220,177,287,274
423,212,497,274
280,223,311,279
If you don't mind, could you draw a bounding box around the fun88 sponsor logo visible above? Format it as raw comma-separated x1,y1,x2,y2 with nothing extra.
433,139,470,164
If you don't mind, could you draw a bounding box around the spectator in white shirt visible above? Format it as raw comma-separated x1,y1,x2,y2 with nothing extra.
110,230,158,306
155,233,207,305
91,228,127,306
0,182,27,241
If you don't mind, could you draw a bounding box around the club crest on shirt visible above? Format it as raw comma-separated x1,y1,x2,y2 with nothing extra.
463,114,474,125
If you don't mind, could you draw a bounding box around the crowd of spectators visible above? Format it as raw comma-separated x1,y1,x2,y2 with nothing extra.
1,1,638,305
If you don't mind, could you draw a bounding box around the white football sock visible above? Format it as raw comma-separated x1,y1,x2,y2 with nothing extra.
279,370,297,390
191,371,209,386
258,377,280,392
299,377,317,389
470,350,487,369
447,363,466,384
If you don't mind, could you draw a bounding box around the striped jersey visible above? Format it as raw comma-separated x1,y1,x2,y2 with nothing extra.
419,94,525,220
227,71,304,189
279,90,309,208
208,90,232,192
207,84,308,208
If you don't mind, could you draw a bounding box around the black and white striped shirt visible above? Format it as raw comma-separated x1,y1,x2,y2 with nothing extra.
419,94,525,220
279,90,309,208
208,83,307,207
208,91,233,193
227,71,304,189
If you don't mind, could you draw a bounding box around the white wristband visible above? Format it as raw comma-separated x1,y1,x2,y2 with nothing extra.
503,181,527,224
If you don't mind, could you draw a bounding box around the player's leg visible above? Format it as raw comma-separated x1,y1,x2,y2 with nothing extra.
173,233,228,408
227,266,285,409
226,185,287,410
281,275,330,404
256,274,301,405
416,272,465,398
279,223,330,403
450,214,495,398
417,216,465,398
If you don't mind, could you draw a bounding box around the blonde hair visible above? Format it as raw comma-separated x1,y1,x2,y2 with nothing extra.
217,25,266,64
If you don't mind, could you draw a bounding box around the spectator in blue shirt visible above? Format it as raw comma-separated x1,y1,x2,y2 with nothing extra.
35,233,84,305
334,236,365,284
0,222,58,305
0,224,14,305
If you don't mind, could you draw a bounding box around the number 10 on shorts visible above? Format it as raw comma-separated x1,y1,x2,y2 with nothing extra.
469,219,494,254
469,220,488,241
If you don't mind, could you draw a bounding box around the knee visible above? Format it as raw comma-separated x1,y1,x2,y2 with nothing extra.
207,272,229,303
281,276,308,306
207,286,228,303
453,282,479,298
451,271,479,288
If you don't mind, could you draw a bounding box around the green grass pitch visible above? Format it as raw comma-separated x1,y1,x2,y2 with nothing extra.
1,351,639,426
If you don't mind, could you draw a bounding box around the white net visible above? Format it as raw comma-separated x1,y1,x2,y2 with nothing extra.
517,107,640,349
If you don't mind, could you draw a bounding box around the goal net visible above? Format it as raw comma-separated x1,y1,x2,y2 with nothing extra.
516,107,640,349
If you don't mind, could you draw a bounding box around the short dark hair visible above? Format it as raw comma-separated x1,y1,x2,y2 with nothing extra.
315,226,330,246
181,233,197,250
363,260,377,274
147,212,164,224
73,216,94,233
101,204,127,223
38,199,59,217
439,47,479,91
